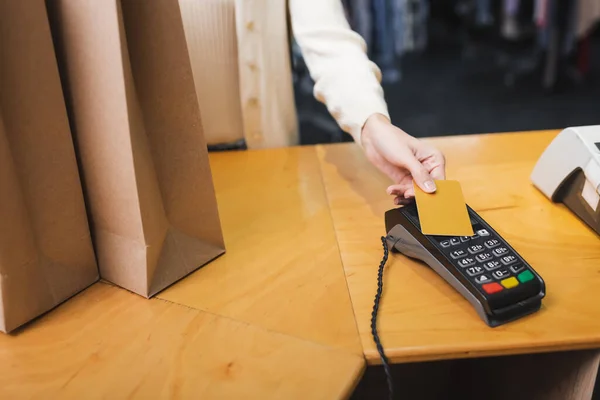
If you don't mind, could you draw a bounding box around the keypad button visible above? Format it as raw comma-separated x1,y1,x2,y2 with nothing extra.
457,257,476,268
484,239,500,249
476,252,493,262
450,238,461,246
468,244,485,254
492,269,510,280
476,229,490,236
475,274,492,284
501,277,519,289
440,240,451,248
460,236,471,242
510,264,524,274
450,249,468,259
500,255,518,265
518,270,534,283
466,266,484,276
483,260,501,271
492,247,509,257
482,282,503,294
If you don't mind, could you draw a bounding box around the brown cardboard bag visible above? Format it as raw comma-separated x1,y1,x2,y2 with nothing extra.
47,0,226,297
0,0,99,333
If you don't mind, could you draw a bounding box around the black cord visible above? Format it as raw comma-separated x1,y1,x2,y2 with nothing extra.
371,236,394,400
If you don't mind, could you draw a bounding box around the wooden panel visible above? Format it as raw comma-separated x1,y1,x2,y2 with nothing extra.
0,283,364,399
353,349,600,399
158,146,363,355
456,350,600,399
317,130,600,364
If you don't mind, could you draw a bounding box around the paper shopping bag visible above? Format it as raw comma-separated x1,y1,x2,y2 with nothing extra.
47,0,226,297
0,0,99,333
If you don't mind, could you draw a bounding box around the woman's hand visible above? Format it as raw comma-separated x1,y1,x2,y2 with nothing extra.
361,113,446,205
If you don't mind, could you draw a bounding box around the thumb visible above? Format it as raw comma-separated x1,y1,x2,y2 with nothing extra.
405,157,436,193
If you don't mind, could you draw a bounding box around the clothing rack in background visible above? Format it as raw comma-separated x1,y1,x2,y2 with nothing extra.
338,0,600,92
290,0,600,105
457,0,600,92
342,0,430,83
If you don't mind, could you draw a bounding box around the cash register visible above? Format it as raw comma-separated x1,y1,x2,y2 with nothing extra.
530,125,600,236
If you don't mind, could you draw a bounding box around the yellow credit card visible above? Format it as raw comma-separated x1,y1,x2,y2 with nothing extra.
413,180,474,236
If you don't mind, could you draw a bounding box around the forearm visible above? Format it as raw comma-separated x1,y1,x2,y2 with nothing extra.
289,0,390,144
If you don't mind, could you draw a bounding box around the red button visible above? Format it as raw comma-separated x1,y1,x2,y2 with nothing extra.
482,282,503,294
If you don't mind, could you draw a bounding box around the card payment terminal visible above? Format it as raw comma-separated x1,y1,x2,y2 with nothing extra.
384,202,546,327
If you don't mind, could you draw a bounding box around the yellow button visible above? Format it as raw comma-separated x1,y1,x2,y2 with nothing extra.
501,277,519,289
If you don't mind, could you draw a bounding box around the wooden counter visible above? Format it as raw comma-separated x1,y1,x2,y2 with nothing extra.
0,283,363,399
317,130,600,365
157,147,363,356
0,145,365,399
1,129,599,398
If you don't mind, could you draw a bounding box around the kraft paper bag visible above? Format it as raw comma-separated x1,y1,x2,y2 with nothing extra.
0,0,99,333
47,0,226,297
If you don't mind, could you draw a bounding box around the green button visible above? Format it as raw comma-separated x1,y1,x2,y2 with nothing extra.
518,270,534,283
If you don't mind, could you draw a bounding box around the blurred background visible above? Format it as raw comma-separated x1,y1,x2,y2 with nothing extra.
292,0,600,144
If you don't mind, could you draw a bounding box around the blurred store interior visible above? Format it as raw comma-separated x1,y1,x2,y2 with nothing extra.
292,0,600,144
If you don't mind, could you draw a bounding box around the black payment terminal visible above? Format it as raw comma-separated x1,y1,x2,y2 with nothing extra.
384,202,546,327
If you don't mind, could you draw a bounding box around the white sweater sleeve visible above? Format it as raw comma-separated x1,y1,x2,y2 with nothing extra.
289,0,390,144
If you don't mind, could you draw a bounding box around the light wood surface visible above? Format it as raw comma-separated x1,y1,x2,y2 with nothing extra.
317,130,600,364
158,147,364,355
2,129,599,398
0,282,364,399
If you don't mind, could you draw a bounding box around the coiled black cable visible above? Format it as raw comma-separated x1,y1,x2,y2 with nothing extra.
371,236,394,400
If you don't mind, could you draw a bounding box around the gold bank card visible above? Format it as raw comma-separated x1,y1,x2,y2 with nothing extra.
413,180,474,237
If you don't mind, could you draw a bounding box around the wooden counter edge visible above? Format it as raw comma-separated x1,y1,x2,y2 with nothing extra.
365,339,600,365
